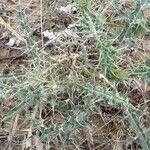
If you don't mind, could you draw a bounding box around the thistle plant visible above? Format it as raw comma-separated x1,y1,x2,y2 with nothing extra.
0,0,150,149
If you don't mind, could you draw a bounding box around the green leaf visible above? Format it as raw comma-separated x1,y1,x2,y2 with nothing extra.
57,100,71,110
140,0,150,5
132,23,146,37
109,69,128,80
127,109,150,150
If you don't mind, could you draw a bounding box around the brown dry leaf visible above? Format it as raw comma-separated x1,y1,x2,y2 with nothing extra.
131,49,147,62
0,63,8,72
143,37,150,52
113,141,123,150
34,134,44,150
12,114,19,136
144,8,150,18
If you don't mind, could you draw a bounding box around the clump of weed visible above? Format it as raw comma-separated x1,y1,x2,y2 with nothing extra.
0,0,150,149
